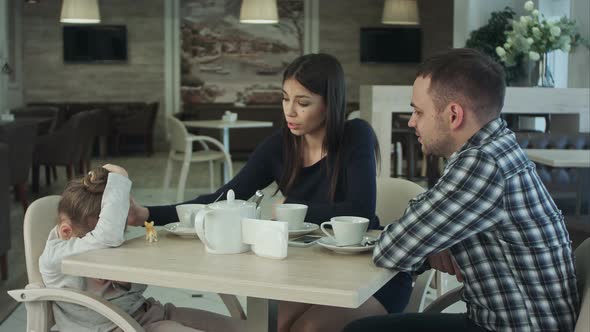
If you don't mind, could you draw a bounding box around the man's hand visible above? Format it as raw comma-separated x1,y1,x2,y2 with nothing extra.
427,249,463,282
127,197,149,226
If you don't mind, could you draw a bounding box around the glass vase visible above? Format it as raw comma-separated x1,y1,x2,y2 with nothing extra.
511,57,540,87
538,53,555,87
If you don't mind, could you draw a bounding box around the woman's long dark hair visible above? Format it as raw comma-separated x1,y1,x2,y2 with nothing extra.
279,53,379,201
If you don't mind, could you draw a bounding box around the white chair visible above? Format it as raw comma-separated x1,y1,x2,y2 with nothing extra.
7,195,144,332
346,110,361,120
8,195,246,332
163,115,233,201
422,237,590,332
375,177,439,312
376,177,425,227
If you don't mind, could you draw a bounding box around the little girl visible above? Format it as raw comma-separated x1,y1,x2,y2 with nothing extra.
39,164,243,332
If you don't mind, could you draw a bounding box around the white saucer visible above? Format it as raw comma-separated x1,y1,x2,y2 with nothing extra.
288,222,320,237
317,235,377,254
164,222,198,238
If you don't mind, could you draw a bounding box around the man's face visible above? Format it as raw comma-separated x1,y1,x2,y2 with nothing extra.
408,76,452,158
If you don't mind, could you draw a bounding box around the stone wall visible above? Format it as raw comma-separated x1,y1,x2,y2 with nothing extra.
21,0,166,150
319,0,454,102
20,0,454,151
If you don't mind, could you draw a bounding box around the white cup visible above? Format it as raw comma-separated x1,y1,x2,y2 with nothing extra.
175,204,205,228
320,216,369,246
275,204,308,230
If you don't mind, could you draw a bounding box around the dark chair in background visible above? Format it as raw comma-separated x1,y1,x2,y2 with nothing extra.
0,143,11,280
27,101,160,156
31,112,87,192
0,121,37,211
77,109,106,173
110,102,159,155
11,106,61,135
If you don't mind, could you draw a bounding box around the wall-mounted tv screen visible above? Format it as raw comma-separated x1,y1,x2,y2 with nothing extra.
360,27,421,63
63,25,127,63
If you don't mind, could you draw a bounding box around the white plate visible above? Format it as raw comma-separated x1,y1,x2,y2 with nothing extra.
316,235,377,254
288,222,320,237
163,222,198,238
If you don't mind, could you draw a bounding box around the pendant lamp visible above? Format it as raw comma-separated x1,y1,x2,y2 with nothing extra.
382,0,419,25
60,0,100,24
240,0,279,24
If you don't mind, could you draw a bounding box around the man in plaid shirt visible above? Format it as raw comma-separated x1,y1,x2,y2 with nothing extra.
344,49,579,332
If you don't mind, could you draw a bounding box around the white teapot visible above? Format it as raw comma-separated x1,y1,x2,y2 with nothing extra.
194,190,257,254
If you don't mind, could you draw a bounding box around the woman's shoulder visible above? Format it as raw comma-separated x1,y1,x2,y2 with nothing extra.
345,118,373,136
343,118,376,147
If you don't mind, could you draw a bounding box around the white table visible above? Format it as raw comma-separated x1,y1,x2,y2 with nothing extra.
183,120,273,182
525,149,590,168
525,149,590,214
62,231,395,332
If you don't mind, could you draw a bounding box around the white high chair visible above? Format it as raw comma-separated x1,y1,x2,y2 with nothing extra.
7,195,246,332
7,195,144,332
163,115,233,201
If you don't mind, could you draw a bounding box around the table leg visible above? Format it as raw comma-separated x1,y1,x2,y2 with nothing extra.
246,297,278,332
222,128,230,183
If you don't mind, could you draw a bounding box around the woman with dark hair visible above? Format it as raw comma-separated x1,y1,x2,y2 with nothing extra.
128,53,412,331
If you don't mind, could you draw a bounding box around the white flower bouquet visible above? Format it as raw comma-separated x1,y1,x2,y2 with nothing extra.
495,1,583,67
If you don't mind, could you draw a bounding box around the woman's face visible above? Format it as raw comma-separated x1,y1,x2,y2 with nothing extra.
282,78,326,137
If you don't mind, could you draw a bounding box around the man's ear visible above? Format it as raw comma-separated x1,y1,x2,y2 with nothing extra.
448,102,465,130
59,222,74,239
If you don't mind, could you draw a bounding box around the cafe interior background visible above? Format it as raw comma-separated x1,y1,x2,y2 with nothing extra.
0,0,588,330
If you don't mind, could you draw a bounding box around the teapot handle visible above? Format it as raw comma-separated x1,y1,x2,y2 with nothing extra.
194,209,214,250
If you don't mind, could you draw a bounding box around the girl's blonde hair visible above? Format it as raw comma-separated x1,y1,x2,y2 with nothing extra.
57,166,109,235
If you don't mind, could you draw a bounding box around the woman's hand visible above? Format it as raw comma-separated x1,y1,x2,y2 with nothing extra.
102,164,128,178
127,197,149,226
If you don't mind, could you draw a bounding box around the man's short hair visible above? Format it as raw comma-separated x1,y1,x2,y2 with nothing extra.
416,48,506,122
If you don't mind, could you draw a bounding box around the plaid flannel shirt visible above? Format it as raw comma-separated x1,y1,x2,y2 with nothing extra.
374,118,579,332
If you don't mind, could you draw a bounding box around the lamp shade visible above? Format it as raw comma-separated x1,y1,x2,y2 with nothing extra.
60,0,100,24
382,0,419,25
240,0,279,24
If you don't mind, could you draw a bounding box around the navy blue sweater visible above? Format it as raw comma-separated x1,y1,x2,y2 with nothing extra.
149,119,379,229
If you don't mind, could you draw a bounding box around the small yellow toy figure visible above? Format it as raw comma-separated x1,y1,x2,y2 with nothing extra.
144,221,158,242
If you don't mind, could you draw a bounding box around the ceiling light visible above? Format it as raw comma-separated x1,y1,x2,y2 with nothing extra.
60,0,101,24
382,0,419,25
240,0,279,24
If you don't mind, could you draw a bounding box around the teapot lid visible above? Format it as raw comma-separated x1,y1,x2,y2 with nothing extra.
208,189,254,209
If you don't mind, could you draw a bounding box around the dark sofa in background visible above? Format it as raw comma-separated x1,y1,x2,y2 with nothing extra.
516,132,590,248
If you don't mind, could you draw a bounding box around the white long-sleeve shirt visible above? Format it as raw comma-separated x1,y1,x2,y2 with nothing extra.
39,173,147,332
